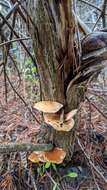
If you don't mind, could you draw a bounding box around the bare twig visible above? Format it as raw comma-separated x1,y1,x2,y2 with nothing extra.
78,0,107,16
102,0,107,28
30,171,38,190
0,61,3,67
0,1,19,28
92,0,107,30
0,37,31,47
11,0,27,23
76,14,91,35
92,13,102,31
9,53,22,87
46,171,61,190
90,165,101,190
0,32,21,86
6,73,40,124
0,143,53,153
0,12,37,68
2,43,8,103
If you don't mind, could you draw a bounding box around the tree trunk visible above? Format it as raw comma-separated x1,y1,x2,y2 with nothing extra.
27,0,81,161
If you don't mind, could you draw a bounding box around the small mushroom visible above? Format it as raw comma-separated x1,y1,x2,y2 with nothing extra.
44,113,64,131
59,109,64,124
33,101,63,113
28,151,45,163
65,109,77,121
43,147,66,164
28,148,66,164
44,113,75,131
44,113,61,130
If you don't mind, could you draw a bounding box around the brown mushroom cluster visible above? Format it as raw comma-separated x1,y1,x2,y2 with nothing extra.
28,147,66,164
31,101,77,164
34,101,77,131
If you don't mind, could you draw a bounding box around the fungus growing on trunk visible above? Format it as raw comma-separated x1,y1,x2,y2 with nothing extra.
44,113,75,131
60,118,75,131
33,101,63,113
33,101,77,131
44,109,77,131
65,109,77,121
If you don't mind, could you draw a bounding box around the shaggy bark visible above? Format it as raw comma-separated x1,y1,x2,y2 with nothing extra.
27,0,81,160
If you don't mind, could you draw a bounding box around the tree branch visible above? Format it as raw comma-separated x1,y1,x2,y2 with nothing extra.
0,37,31,47
6,73,40,124
0,1,19,28
82,47,107,61
76,15,91,35
0,12,37,68
0,143,53,154
102,0,107,28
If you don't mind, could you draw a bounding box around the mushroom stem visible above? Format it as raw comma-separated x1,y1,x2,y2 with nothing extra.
59,109,64,125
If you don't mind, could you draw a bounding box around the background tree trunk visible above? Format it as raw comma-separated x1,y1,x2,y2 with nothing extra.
27,0,81,161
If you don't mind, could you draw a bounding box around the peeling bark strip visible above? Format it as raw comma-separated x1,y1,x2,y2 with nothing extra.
0,143,53,154
27,0,80,103
27,0,81,161
28,0,64,103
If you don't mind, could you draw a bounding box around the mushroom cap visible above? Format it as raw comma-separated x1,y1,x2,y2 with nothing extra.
44,110,76,131
61,118,75,131
65,109,77,121
28,148,66,164
44,113,62,131
28,151,45,163
33,101,63,113
44,113,75,131
43,147,66,164
45,119,60,131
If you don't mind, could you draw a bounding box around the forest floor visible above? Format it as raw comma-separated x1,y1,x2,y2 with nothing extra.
0,70,107,190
